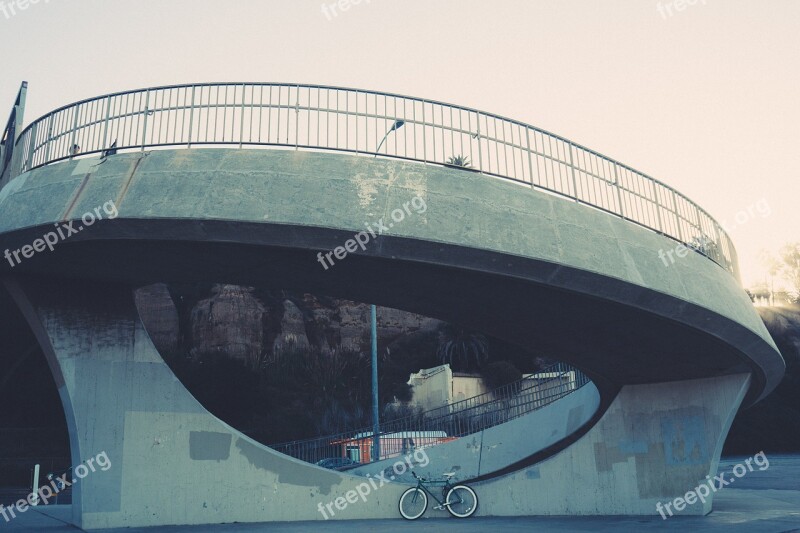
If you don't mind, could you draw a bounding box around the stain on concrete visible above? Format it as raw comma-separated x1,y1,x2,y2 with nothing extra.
465,436,481,450
619,440,648,454
566,405,584,434
661,415,707,465
594,442,632,473
235,437,341,495
189,431,232,461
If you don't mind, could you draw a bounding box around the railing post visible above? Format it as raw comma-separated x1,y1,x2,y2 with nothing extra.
239,83,246,149
295,83,300,150
25,123,37,171
693,204,702,243
525,126,535,189
141,90,150,151
568,142,579,202
709,219,723,263
68,105,80,160
670,189,685,242
613,164,624,219
475,112,483,173
42,113,54,166
187,85,196,148
102,96,112,153
650,179,664,233
421,100,427,163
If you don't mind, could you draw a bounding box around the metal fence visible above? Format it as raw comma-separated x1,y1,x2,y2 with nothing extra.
269,361,590,466
9,82,738,277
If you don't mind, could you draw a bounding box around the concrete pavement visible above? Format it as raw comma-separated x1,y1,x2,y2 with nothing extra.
6,456,799,532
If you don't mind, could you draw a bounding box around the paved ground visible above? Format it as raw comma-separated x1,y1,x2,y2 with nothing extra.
4,456,799,532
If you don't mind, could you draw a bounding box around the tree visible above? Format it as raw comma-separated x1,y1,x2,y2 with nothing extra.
480,361,522,390
436,323,488,372
779,243,800,302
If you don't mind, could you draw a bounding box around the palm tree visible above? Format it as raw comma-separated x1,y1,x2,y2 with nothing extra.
436,323,488,372
446,155,472,168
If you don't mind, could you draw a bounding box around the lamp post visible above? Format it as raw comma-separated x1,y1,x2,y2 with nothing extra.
370,120,403,462
375,120,404,157
371,304,380,462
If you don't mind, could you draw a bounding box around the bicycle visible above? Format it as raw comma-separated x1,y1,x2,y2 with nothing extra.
398,471,478,520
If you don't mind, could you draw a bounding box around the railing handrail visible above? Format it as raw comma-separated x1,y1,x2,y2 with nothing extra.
8,81,705,193
9,82,739,278
268,361,587,453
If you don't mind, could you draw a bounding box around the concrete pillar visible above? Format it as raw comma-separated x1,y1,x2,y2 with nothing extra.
5,277,406,529
476,372,752,516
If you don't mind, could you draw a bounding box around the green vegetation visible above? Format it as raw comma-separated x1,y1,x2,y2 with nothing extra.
446,155,472,168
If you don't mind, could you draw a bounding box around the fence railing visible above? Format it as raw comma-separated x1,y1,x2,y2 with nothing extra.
268,361,590,466
10,82,738,277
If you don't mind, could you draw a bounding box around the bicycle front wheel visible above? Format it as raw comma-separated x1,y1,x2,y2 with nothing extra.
446,485,478,518
399,487,428,520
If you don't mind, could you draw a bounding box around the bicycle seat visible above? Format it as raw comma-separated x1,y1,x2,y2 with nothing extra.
442,472,456,478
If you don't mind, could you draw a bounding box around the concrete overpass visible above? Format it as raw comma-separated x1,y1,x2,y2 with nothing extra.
0,83,784,529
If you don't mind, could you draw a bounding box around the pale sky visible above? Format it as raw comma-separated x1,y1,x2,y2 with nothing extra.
1,0,798,287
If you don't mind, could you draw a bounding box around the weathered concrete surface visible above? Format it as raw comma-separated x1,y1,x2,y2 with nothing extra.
0,148,786,528
22,453,800,531
475,373,751,516
0,149,783,404
3,275,755,528
5,278,408,529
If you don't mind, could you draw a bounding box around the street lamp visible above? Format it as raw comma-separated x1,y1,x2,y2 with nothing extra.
370,119,404,462
374,120,404,156
371,304,380,462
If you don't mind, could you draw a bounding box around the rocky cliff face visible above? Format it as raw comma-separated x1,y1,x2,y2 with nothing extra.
134,283,441,367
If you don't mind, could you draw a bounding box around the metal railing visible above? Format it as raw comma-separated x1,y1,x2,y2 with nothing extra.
269,361,590,466
9,82,738,278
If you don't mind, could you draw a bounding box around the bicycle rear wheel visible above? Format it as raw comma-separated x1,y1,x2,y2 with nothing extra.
445,485,478,518
399,487,428,520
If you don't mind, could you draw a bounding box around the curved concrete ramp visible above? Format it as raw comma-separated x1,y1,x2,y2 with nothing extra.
0,149,783,403
349,381,601,482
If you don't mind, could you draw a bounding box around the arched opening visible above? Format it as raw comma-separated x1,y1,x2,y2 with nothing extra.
0,285,71,506
133,282,591,469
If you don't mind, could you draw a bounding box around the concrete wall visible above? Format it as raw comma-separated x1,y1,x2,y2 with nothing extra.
474,373,751,516
407,365,492,409
408,365,453,410
7,278,410,529
451,374,489,403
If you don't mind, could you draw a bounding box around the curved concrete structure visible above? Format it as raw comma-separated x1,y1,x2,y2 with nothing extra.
0,149,783,400
0,147,784,528
0,67,788,532
349,380,602,482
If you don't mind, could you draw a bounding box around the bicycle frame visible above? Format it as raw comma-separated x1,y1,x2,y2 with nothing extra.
410,476,457,508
